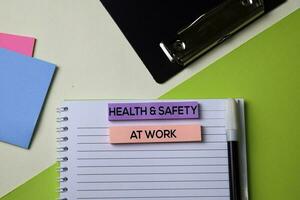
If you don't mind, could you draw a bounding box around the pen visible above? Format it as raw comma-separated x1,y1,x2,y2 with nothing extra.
226,99,241,200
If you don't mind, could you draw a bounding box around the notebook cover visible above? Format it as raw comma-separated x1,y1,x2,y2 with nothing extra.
0,48,56,149
0,33,36,56
100,0,286,83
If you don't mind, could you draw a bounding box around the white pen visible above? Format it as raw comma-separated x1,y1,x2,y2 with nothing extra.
226,99,240,200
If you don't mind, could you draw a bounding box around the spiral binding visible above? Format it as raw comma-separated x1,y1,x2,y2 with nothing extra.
57,106,69,200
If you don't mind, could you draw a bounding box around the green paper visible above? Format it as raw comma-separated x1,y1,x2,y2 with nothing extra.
1,9,299,200
0,163,59,200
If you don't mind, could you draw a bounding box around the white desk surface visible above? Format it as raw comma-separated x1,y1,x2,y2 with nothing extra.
0,0,299,197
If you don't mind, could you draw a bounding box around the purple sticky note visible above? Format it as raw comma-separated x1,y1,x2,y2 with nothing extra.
108,102,199,121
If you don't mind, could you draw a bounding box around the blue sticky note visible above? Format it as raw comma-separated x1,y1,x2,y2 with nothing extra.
0,48,56,148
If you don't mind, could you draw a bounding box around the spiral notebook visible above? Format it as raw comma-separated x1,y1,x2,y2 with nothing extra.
57,100,248,200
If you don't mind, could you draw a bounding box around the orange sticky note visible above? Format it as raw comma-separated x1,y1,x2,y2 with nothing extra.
109,124,201,144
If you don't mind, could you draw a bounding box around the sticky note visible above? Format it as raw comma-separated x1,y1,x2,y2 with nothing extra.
0,32,36,56
108,102,199,121
0,48,56,148
109,124,201,144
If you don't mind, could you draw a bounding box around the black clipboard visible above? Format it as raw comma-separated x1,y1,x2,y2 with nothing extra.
100,0,286,83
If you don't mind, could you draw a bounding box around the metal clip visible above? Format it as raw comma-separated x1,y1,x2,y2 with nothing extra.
57,147,69,152
57,137,68,142
57,157,69,162
56,167,68,173
57,187,68,193
57,117,69,122
56,107,69,113
57,127,68,132
57,177,68,183
160,0,264,66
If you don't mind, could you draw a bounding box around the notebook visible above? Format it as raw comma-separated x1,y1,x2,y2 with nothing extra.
0,33,36,56
57,99,248,200
0,48,56,148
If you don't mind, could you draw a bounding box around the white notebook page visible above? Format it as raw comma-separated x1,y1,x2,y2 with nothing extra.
58,100,233,200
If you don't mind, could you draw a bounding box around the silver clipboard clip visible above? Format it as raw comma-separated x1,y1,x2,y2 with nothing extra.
160,0,265,66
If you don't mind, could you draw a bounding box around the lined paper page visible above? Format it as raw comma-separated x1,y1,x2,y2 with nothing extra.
59,100,230,200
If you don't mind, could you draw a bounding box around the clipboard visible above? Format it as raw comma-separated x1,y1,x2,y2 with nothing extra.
100,0,286,83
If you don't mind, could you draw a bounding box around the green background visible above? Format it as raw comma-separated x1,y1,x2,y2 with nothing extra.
2,9,299,200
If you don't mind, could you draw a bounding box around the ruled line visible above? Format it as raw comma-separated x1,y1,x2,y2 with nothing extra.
77,143,109,144
200,109,225,111
77,187,229,192
78,127,109,130
76,125,225,130
77,195,230,199
77,164,228,168
202,126,225,129
77,141,227,145
77,179,229,184
77,172,228,176
202,117,225,119
77,135,109,137
77,149,227,152
77,156,227,160
76,133,225,137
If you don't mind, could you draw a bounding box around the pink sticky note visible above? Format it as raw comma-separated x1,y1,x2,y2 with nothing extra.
0,33,36,56
109,124,201,144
